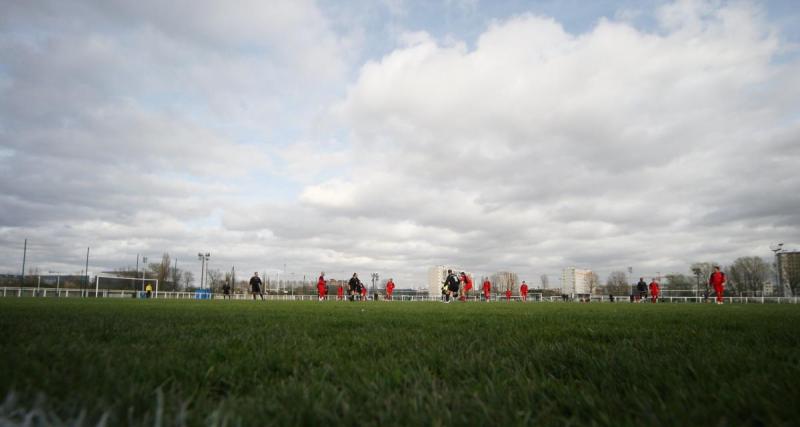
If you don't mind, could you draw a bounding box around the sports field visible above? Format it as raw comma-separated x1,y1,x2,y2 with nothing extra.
1,300,798,426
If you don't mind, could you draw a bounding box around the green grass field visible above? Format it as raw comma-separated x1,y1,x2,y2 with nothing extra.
1,299,799,426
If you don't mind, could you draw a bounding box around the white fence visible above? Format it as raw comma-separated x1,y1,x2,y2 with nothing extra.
1,287,799,304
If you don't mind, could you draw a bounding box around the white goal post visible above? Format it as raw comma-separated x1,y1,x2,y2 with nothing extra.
94,274,159,298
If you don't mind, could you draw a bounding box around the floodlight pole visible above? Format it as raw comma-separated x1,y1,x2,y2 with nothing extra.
771,243,784,296
85,247,90,297
197,253,210,290
21,238,27,287
627,266,633,298
141,256,148,292
135,254,140,292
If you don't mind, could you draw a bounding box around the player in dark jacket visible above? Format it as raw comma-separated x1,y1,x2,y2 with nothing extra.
348,273,362,301
250,273,264,301
443,270,459,303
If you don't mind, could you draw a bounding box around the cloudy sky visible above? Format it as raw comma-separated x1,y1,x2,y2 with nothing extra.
1,0,798,287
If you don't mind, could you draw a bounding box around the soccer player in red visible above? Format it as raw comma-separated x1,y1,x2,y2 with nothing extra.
520,281,529,302
337,284,344,301
708,266,726,304
317,272,327,302
361,285,367,301
482,279,491,302
505,288,512,302
649,279,660,303
385,278,395,301
461,273,473,302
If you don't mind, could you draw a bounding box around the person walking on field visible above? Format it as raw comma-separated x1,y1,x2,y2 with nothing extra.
482,278,491,302
317,272,327,302
348,273,362,301
250,272,264,301
520,281,529,302
222,281,232,300
649,279,660,303
145,283,153,299
385,278,395,301
709,266,726,304
360,283,368,301
337,283,344,301
636,277,647,303
505,288,512,302
443,270,459,303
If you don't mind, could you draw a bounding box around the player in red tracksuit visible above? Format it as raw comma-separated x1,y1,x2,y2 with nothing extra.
361,285,367,301
520,281,529,302
649,279,660,303
462,273,473,302
482,279,491,302
709,266,726,304
386,278,395,301
317,272,327,302
505,289,512,302
337,284,344,301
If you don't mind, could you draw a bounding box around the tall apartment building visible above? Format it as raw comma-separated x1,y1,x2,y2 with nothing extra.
560,267,593,296
777,250,800,296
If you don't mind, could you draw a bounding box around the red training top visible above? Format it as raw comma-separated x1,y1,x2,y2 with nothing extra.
482,280,491,293
709,271,725,286
649,281,660,295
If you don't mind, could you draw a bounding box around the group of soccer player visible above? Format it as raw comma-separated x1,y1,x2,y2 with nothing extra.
244,265,728,304
314,272,397,301
441,269,531,303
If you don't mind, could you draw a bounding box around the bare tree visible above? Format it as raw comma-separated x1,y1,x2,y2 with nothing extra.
690,262,718,294
586,272,600,295
539,274,549,289
206,269,223,293
182,271,194,289
491,272,519,293
170,263,182,290
605,271,629,295
727,257,771,295
665,274,694,291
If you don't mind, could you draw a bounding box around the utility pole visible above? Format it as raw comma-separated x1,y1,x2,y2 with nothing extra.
21,238,27,287
771,243,784,296
141,256,148,292
627,266,633,298
85,247,90,296
197,253,210,289
135,254,140,292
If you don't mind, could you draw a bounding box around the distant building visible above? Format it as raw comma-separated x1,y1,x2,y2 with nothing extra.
762,281,775,297
777,250,800,296
561,267,593,296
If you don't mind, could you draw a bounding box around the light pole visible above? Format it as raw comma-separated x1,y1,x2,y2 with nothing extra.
198,252,210,290
141,256,148,292
770,243,784,296
627,266,633,298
